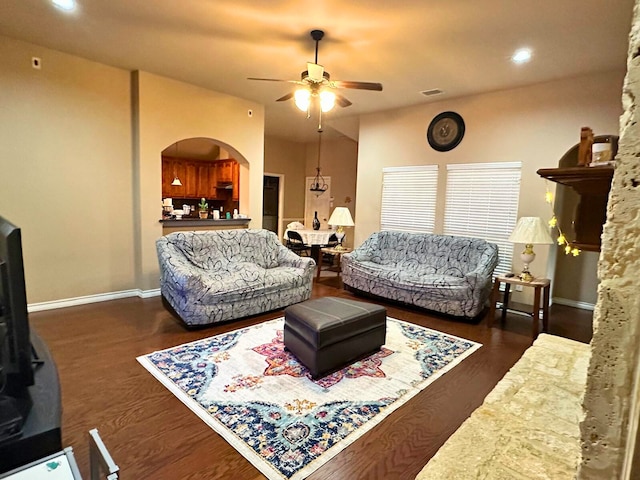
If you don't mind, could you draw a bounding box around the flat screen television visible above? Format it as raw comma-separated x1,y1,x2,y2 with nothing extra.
0,215,34,396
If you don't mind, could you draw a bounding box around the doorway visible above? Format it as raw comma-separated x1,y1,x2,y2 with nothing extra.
263,175,280,235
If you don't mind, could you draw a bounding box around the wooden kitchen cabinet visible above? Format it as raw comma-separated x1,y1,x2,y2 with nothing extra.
162,158,185,197
183,161,198,198
207,163,219,199
161,157,241,201
195,163,210,199
217,160,234,183
232,161,240,201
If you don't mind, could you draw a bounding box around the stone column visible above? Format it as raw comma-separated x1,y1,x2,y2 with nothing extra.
578,2,640,478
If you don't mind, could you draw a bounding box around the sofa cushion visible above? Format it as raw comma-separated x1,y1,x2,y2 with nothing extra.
169,229,281,270
200,263,312,302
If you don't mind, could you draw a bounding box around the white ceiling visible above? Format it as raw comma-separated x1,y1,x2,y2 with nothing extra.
0,0,635,142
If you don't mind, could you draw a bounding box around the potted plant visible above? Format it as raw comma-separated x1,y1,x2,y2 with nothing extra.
198,198,209,219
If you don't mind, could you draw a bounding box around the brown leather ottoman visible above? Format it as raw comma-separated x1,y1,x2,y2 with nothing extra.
284,297,387,379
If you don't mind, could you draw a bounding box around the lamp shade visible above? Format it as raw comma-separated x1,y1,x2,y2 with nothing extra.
508,217,553,244
328,207,354,227
294,89,311,111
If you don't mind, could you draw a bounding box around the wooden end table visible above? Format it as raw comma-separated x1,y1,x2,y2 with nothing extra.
487,275,551,338
316,247,351,280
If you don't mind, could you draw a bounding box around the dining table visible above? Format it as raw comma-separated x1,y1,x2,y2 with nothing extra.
285,229,335,264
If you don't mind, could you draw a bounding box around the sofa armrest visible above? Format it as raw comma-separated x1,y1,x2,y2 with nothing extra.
156,242,208,288
463,243,499,287
346,249,371,262
276,245,316,273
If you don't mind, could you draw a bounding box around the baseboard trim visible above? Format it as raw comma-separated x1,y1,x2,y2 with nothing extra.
28,288,161,312
139,288,161,299
552,297,595,311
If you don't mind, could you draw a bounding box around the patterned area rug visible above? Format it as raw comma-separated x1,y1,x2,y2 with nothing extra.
137,317,481,480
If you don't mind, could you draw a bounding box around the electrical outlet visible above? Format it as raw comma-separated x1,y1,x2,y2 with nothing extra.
515,285,524,292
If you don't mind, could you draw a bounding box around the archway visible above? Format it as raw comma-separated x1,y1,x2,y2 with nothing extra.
160,137,249,220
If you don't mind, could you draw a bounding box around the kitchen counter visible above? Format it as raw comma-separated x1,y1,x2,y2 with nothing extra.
160,218,251,234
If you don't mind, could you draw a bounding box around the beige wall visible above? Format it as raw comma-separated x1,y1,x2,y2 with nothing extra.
0,35,265,301
0,35,134,303
356,70,624,304
264,136,307,230
135,71,264,291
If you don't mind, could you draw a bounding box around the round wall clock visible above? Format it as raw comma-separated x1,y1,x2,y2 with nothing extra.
427,111,465,152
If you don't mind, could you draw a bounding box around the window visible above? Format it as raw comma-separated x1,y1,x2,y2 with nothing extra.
381,165,438,233
444,162,522,277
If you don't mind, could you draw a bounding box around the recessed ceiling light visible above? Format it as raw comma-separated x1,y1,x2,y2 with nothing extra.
52,0,76,12
511,48,532,64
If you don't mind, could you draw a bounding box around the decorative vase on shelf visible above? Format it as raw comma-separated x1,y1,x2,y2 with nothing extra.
199,210,208,219
312,211,320,230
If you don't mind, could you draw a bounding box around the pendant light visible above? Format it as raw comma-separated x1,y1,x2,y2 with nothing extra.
310,130,328,196
171,141,183,186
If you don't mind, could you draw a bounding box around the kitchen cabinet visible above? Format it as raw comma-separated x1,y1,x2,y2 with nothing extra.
217,160,234,184
162,158,185,197
183,161,198,198
232,161,240,201
196,163,210,199
161,157,240,201
208,163,219,199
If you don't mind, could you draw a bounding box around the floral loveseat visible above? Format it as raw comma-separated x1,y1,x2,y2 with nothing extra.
341,231,499,318
156,229,316,327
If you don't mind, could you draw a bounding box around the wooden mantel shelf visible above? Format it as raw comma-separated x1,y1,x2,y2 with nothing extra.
537,166,614,195
537,165,614,251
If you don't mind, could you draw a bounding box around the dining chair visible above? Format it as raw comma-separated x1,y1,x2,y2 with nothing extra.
286,230,311,257
321,233,339,265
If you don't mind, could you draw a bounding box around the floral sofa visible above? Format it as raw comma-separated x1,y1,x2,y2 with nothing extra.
156,229,316,327
341,231,499,318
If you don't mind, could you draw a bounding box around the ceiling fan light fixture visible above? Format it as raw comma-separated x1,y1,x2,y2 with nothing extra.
319,90,336,112
307,63,325,82
294,89,311,111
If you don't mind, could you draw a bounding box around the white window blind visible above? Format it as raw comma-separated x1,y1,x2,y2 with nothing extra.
381,165,438,233
444,162,521,277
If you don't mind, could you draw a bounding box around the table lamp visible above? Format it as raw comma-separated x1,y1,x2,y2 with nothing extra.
328,207,354,251
508,216,554,282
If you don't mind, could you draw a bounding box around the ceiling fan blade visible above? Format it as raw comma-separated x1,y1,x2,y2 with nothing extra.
335,93,352,108
275,92,294,102
330,80,383,91
248,77,307,88
247,77,289,82
307,63,325,82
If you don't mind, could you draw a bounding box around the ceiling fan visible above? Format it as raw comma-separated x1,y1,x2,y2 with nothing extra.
248,30,383,114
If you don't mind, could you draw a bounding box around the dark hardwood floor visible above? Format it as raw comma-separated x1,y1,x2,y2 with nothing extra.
28,277,592,479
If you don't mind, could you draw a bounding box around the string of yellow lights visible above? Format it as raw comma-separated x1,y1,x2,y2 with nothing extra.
544,182,581,256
